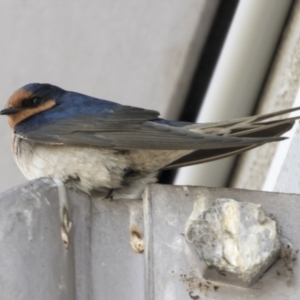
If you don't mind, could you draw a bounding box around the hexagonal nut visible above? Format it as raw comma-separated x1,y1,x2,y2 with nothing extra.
186,198,280,287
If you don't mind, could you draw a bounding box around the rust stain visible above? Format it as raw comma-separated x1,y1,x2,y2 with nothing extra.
130,224,144,253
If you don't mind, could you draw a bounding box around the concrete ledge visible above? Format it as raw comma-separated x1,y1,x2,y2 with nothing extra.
0,178,144,300
0,178,77,300
1,180,299,299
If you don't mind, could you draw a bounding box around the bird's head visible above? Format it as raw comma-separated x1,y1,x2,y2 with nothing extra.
0,83,65,128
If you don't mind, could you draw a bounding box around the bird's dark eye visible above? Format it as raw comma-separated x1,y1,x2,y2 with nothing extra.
21,97,43,108
32,97,40,105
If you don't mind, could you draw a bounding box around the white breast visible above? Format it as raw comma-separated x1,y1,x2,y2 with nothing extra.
13,135,190,197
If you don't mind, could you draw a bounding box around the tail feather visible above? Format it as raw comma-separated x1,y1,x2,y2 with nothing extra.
164,107,300,169
184,106,300,131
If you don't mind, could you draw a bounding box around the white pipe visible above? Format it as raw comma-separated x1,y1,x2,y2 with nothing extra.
263,89,300,191
175,0,293,187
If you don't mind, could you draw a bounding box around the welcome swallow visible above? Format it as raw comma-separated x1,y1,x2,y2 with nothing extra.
1,83,299,198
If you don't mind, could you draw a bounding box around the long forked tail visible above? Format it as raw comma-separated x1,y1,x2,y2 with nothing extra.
164,107,300,169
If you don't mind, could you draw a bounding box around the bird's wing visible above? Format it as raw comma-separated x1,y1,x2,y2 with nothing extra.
15,105,296,150
165,108,299,168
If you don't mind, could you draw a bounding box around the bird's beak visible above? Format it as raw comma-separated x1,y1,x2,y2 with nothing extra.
0,107,23,115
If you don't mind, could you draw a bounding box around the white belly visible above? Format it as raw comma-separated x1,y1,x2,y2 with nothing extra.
13,136,190,197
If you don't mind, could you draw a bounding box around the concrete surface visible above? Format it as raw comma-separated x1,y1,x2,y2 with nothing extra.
1,179,299,299
0,178,77,300
0,178,145,300
0,0,219,193
144,184,300,300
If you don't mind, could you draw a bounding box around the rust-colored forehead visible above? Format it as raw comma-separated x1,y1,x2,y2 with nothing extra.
6,89,33,108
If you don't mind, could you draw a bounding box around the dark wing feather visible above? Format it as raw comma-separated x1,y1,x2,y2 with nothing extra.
15,105,298,150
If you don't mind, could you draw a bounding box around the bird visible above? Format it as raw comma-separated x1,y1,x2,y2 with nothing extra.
1,83,299,199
